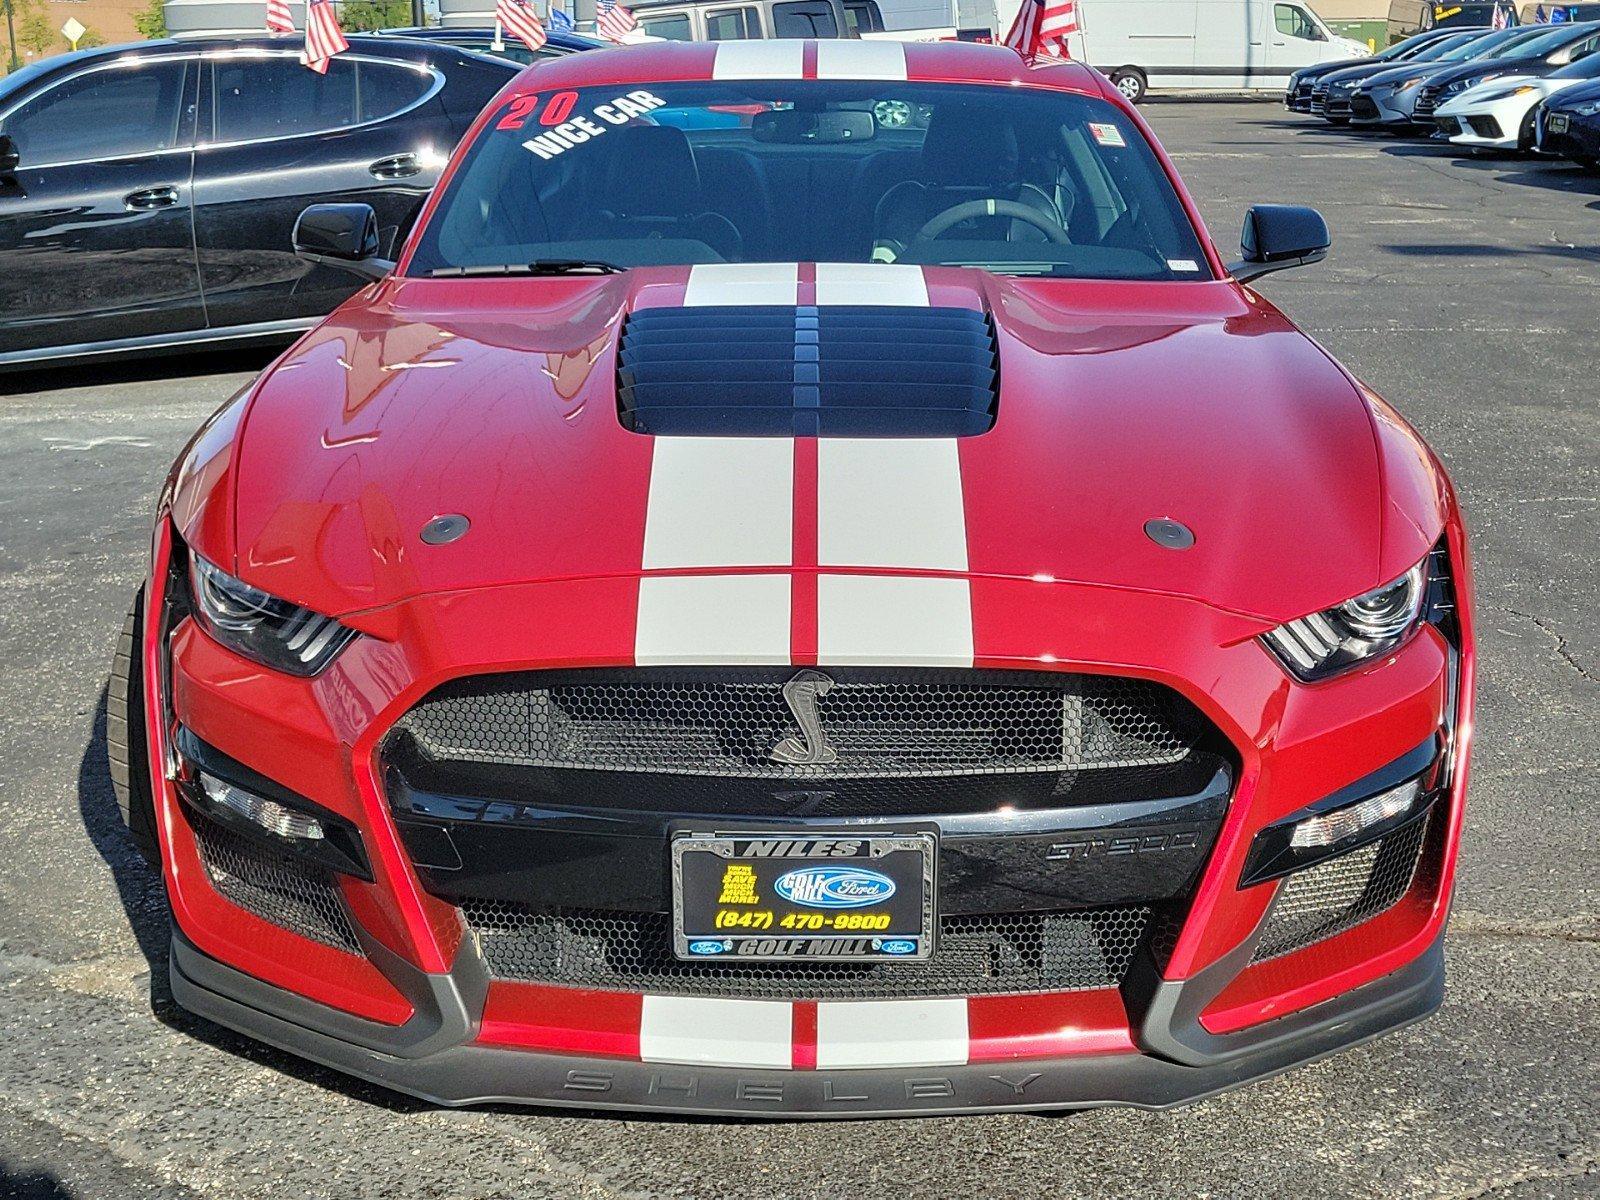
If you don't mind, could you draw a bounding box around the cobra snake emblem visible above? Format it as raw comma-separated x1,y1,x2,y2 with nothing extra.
769,670,838,765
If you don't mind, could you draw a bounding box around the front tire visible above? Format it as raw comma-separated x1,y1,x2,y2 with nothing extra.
1110,68,1147,105
109,588,159,867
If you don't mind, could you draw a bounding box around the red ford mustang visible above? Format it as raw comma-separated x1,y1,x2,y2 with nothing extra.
112,40,1475,1116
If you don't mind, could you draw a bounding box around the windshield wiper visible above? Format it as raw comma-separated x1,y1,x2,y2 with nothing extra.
428,259,624,277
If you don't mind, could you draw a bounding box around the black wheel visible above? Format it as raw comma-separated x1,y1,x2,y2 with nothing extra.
1110,69,1147,105
109,588,160,867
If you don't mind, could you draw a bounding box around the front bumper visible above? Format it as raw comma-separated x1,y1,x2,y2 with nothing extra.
170,919,1447,1116
1350,87,1422,126
1540,111,1600,161
145,515,1474,1115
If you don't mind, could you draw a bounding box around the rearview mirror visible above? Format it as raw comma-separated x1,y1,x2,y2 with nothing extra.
752,109,875,144
0,135,19,174
1227,204,1330,283
293,203,393,281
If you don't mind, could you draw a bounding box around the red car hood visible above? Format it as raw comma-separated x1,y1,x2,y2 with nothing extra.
226,266,1433,627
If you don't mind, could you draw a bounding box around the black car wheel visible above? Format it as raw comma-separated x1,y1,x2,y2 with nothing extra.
109,588,160,867
1111,69,1148,104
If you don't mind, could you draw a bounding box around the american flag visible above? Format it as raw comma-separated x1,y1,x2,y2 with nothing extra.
596,0,637,42
265,0,295,33
496,0,547,51
1491,1,1511,28
304,0,348,73
1003,0,1078,59
548,5,574,30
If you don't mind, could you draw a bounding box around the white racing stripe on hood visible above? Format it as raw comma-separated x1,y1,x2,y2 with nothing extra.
817,574,974,667
711,39,806,80
683,262,799,306
814,263,929,306
818,438,967,570
814,39,908,81
643,437,793,568
636,575,791,665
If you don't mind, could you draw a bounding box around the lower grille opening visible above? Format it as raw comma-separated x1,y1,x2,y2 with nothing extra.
1249,812,1431,963
464,903,1153,999
189,808,362,955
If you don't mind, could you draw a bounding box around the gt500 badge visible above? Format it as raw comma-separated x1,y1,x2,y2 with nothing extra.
774,866,896,909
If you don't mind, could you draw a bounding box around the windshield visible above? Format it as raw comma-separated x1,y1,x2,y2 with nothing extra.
407,81,1211,282
1504,23,1598,57
1550,46,1600,77
1416,32,1496,61
1482,27,1564,57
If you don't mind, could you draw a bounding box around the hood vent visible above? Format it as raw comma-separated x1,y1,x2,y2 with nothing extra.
617,304,998,437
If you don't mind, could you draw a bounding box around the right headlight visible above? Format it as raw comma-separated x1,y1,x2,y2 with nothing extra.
1262,559,1430,681
186,553,356,676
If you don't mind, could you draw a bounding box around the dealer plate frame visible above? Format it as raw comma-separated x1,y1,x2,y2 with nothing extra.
670,830,937,963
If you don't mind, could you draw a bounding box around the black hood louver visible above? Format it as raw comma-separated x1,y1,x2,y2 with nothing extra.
616,304,998,437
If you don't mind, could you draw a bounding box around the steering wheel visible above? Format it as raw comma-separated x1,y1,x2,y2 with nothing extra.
914,198,1071,245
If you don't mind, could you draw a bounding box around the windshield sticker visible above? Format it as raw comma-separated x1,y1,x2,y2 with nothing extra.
1167,259,1201,272
1088,122,1126,148
511,90,669,160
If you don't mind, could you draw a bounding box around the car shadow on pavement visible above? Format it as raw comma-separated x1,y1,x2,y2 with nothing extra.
0,1161,78,1200
2,348,278,398
1378,240,1600,265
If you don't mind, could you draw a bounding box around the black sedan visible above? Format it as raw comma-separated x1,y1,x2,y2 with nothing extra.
1410,21,1600,125
1286,27,1468,113
0,36,518,370
1310,27,1496,120
1537,76,1600,166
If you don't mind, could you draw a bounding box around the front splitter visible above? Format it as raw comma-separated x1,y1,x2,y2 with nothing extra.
168,925,1444,1119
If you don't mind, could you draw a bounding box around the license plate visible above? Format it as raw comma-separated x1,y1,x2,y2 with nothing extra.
671,831,935,961
1549,113,1570,133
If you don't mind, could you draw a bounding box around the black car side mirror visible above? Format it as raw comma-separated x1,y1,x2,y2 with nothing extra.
1227,204,1330,284
293,203,394,281
0,135,19,175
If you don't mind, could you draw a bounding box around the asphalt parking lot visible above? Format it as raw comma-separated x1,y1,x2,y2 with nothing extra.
0,101,1596,1199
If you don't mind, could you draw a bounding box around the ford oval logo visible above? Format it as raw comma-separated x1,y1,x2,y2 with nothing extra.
878,939,917,956
688,940,730,956
774,866,895,909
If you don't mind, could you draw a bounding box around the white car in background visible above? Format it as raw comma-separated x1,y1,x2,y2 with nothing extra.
1433,49,1600,151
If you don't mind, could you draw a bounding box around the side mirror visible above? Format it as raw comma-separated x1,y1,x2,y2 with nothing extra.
1227,204,1330,283
292,203,393,281
0,135,19,174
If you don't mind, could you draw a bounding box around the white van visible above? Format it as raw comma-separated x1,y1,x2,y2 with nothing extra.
982,0,1370,100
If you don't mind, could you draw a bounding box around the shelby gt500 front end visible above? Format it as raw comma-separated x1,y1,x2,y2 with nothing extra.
114,41,1475,1117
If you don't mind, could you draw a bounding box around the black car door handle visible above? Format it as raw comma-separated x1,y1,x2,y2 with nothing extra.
124,185,180,211
369,154,422,180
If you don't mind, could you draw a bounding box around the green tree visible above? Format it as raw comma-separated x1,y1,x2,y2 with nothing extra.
16,2,52,55
74,23,104,47
132,0,167,39
339,0,409,31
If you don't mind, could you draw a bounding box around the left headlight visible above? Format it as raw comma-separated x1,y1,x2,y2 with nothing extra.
1262,559,1429,681
187,553,356,676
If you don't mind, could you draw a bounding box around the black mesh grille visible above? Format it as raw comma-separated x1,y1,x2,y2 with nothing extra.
1250,814,1430,963
616,304,999,437
1467,114,1502,139
394,668,1201,782
462,903,1151,998
189,810,362,955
